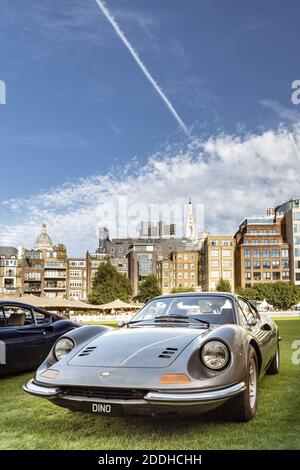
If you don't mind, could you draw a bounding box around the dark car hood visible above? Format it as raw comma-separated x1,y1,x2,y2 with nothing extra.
68,326,207,368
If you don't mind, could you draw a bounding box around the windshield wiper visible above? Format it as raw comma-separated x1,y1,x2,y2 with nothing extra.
154,315,210,327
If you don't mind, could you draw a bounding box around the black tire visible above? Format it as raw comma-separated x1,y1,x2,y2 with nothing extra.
266,341,280,375
226,346,258,422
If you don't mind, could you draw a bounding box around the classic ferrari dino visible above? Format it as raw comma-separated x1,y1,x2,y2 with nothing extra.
23,293,280,421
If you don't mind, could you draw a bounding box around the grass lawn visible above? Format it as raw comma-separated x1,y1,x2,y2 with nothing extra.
0,320,299,450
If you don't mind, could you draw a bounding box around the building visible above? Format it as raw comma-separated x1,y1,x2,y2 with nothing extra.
185,199,197,240
234,213,289,288
139,221,176,239
86,251,108,295
0,246,22,296
275,198,300,286
201,236,235,291
157,250,200,294
67,258,88,300
22,224,68,299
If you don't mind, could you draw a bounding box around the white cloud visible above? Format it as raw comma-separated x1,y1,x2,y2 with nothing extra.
260,99,300,123
1,123,300,256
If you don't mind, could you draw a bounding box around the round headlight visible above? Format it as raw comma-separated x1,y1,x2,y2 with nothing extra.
54,338,74,361
201,341,230,370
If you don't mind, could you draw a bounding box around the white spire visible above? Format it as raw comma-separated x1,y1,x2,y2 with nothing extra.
185,199,197,240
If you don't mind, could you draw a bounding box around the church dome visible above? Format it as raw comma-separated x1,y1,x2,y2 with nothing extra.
35,223,53,250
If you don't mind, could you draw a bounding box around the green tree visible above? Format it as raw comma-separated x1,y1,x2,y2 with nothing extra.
88,262,132,304
216,278,232,292
171,286,196,294
136,274,162,303
235,282,300,310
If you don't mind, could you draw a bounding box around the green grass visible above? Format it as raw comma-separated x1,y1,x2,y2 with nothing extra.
0,320,299,450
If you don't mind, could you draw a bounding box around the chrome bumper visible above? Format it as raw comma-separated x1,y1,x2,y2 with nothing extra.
24,379,245,406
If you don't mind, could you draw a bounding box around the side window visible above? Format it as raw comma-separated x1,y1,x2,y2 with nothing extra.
3,306,34,327
238,299,253,322
0,309,5,327
248,302,260,320
237,303,247,326
33,310,51,325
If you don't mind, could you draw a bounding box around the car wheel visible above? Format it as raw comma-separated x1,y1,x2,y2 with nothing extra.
226,346,258,422
266,341,280,375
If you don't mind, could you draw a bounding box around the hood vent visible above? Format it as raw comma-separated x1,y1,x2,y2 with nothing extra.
78,346,97,357
158,347,178,359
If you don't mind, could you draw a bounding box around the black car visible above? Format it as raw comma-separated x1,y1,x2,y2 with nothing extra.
0,301,80,376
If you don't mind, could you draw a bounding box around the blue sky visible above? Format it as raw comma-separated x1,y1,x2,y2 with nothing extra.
0,0,300,254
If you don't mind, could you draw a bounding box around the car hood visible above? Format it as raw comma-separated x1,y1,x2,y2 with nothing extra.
68,326,207,368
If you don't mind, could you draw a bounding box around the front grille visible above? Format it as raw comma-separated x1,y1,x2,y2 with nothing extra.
61,386,147,400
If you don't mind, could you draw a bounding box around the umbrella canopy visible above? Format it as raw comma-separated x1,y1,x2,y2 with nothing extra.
98,298,141,311
0,294,102,311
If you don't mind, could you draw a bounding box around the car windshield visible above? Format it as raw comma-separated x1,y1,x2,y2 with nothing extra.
131,295,236,325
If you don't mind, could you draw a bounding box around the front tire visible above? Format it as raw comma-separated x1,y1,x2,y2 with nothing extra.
226,346,258,422
266,341,280,375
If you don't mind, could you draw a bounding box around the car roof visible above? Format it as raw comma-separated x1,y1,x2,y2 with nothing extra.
152,292,238,301
0,300,51,313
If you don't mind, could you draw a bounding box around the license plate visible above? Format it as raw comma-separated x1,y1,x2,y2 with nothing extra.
85,402,123,416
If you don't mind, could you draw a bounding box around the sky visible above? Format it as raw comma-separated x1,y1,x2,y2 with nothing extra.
0,0,300,255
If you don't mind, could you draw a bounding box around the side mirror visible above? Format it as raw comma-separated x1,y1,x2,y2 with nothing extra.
119,320,126,328
247,317,257,327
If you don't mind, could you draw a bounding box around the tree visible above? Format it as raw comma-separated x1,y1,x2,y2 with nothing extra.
136,274,162,303
235,282,300,310
171,286,196,294
216,278,232,292
88,262,132,304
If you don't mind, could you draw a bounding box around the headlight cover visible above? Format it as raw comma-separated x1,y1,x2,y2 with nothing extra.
201,340,230,370
54,338,74,361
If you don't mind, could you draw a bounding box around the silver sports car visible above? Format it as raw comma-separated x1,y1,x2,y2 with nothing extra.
23,293,280,421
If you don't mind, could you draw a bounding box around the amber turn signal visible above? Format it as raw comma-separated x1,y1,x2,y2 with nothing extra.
159,373,191,384
41,369,60,379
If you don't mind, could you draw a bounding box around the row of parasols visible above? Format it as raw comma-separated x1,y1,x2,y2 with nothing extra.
0,294,143,312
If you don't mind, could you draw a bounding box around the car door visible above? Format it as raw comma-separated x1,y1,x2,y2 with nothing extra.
237,298,274,371
0,304,52,375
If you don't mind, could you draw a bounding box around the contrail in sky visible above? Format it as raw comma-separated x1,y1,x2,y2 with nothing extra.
289,131,300,159
95,0,190,136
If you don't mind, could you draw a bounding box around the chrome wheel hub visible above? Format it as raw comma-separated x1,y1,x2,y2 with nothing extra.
249,360,257,409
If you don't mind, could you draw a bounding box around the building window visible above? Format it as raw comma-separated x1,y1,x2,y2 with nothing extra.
295,237,300,245
272,249,280,258
253,260,261,269
272,260,280,269
184,264,189,270
262,260,271,269
184,273,189,279
253,250,260,259
244,250,251,259
69,270,82,277
295,248,300,257
262,272,271,280
211,260,219,267
222,250,231,257
296,273,300,281
281,249,289,258
184,255,188,261
272,272,280,281
253,272,261,281
211,271,219,278
282,271,290,280
262,249,270,258
223,260,231,267
211,250,219,257
223,271,231,278
295,260,300,269
177,264,182,269
293,212,300,221
69,280,82,288
294,224,300,233
190,263,195,269
244,260,251,269
245,272,251,280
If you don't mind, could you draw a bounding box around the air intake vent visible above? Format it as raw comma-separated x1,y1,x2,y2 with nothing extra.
158,347,178,359
78,346,97,357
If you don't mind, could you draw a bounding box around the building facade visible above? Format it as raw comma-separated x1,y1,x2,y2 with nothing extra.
0,246,22,296
200,236,235,291
234,213,290,288
157,250,200,294
275,198,300,286
67,258,88,300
